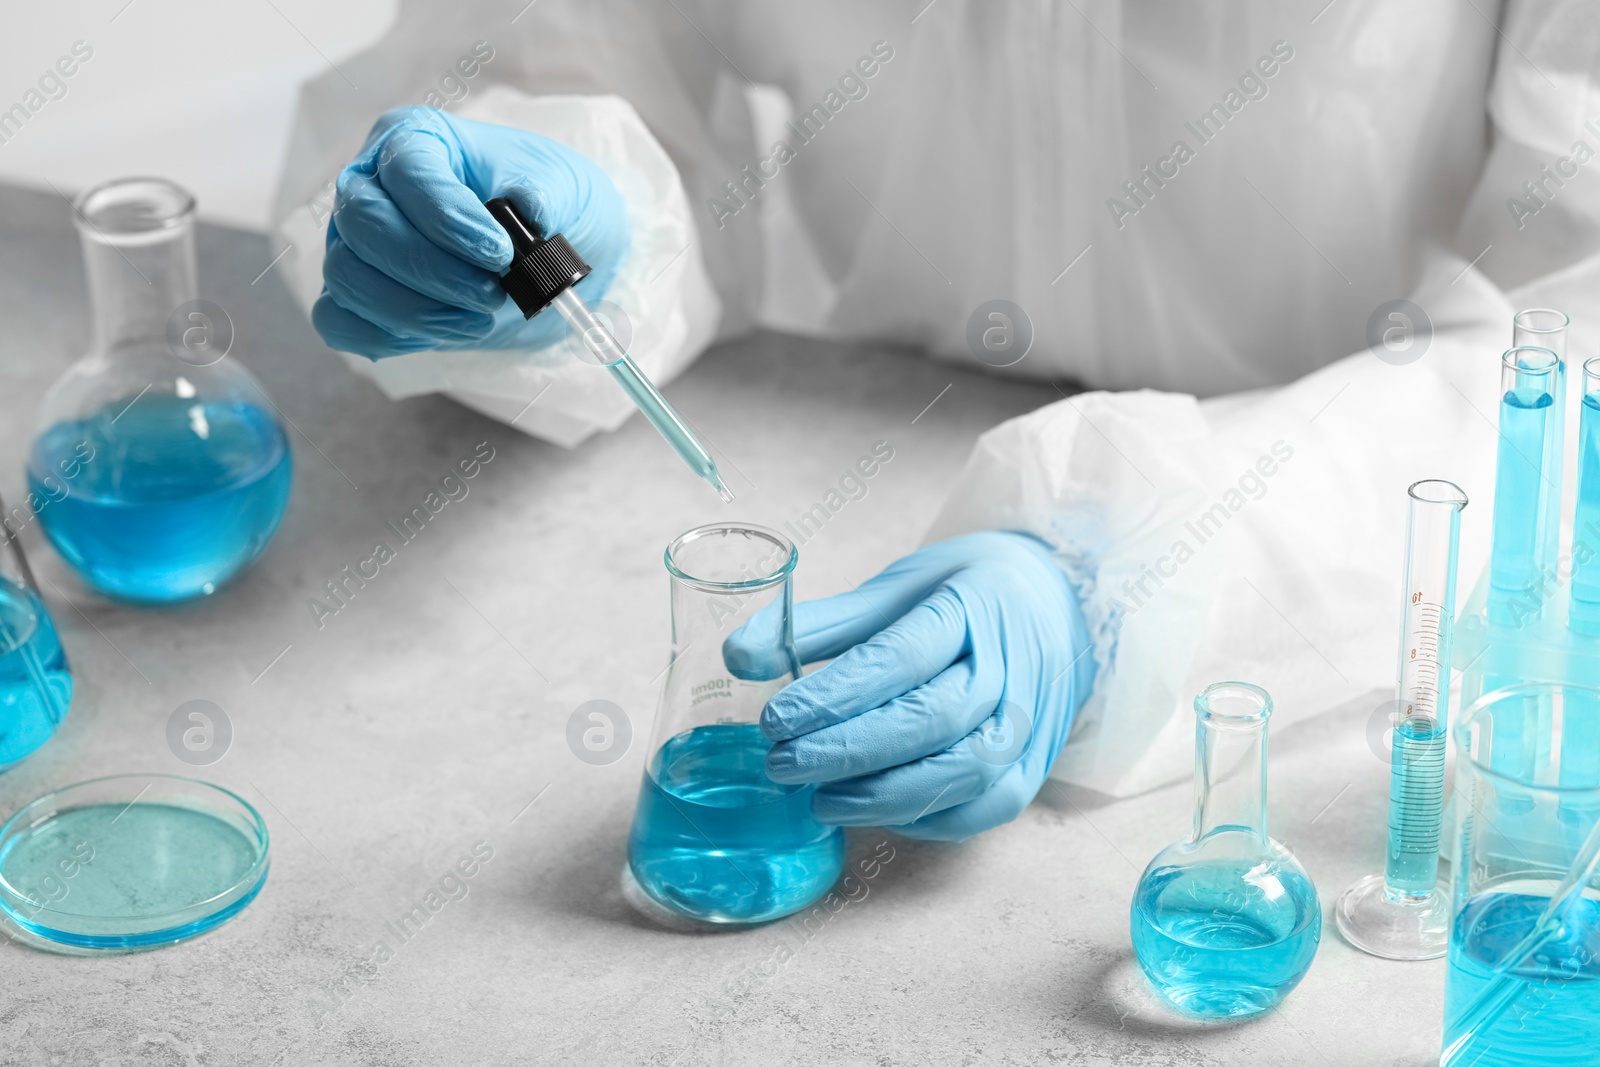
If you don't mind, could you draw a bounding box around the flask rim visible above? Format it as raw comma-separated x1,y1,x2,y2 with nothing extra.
664,522,797,593
1500,346,1559,377
1193,680,1272,727
1455,682,1600,798
1511,307,1569,336
72,176,196,246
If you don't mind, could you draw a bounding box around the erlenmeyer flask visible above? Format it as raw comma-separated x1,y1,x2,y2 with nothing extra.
28,177,292,603
627,523,844,925
1130,682,1321,1018
0,502,71,770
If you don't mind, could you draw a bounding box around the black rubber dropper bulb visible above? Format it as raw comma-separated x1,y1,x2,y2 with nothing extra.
485,198,591,318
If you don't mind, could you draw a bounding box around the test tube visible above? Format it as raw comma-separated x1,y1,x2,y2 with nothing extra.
1335,479,1466,960
1570,357,1600,634
1563,357,1600,816
1513,307,1568,357
1488,347,1563,626
1514,310,1569,605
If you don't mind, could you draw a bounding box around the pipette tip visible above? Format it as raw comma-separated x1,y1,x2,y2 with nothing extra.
711,473,735,504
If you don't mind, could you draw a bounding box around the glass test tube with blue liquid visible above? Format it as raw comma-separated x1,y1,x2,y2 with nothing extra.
626,523,843,925
1336,479,1466,960
0,509,71,771
1513,309,1568,588
1488,346,1563,626
484,199,733,503
1562,357,1600,818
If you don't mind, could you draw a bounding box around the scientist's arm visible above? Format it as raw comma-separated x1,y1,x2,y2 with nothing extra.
739,0,1600,829
925,0,1600,800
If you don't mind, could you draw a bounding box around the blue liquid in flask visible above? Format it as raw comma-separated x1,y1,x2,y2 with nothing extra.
0,580,71,771
28,394,291,603
628,723,844,924
1443,892,1600,1066
1131,849,1321,1018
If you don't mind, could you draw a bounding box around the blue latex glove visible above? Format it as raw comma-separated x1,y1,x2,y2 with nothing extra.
313,106,630,359
726,531,1096,841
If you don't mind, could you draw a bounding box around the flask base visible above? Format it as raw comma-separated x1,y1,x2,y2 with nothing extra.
1334,872,1449,960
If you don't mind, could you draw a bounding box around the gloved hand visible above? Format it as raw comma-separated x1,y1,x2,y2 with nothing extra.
726,531,1096,841
313,106,630,359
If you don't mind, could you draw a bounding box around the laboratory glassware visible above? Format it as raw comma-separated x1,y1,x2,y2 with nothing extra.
1488,346,1562,627
0,773,269,953
0,502,71,770
1336,479,1467,960
1570,357,1600,635
485,197,734,503
1440,683,1600,1067
1514,310,1569,599
626,522,843,925
28,178,292,603
1130,681,1321,1018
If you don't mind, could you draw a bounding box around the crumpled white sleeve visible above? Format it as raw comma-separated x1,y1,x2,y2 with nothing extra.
274,88,720,448
927,0,1600,797
927,264,1510,797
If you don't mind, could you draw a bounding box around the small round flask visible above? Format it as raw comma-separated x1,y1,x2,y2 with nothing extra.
28,177,291,603
1130,682,1321,1018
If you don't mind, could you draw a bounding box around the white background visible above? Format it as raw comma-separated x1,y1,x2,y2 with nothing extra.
0,0,397,230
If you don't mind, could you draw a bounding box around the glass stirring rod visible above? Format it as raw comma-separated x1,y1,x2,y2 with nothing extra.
485,198,734,503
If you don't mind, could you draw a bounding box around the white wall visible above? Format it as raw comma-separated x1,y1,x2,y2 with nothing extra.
0,0,397,230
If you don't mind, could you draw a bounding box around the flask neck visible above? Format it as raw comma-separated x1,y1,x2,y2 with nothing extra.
83,223,197,353
74,179,199,355
1192,712,1269,842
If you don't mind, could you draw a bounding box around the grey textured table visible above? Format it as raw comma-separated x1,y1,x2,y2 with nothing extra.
0,182,1438,1066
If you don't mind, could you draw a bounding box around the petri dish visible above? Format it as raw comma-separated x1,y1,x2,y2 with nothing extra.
0,773,269,953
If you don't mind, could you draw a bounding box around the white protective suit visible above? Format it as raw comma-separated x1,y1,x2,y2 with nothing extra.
272,0,1600,796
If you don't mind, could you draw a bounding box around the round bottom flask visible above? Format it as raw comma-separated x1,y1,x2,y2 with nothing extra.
28,177,291,603
1131,682,1321,1018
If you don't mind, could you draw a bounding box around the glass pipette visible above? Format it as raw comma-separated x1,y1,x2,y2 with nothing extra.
485,198,734,503
1335,478,1467,960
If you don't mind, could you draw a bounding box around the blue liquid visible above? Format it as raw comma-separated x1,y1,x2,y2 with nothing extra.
1443,892,1600,1066
1490,389,1554,625
1130,848,1321,1018
0,802,265,948
1384,716,1447,893
28,395,291,602
604,355,732,502
628,723,843,924
0,580,71,771
1573,393,1600,633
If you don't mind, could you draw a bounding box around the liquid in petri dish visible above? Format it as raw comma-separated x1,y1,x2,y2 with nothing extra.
0,580,71,771
628,723,844,924
28,395,291,603
1131,851,1321,1018
1443,892,1600,1066
0,802,261,940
